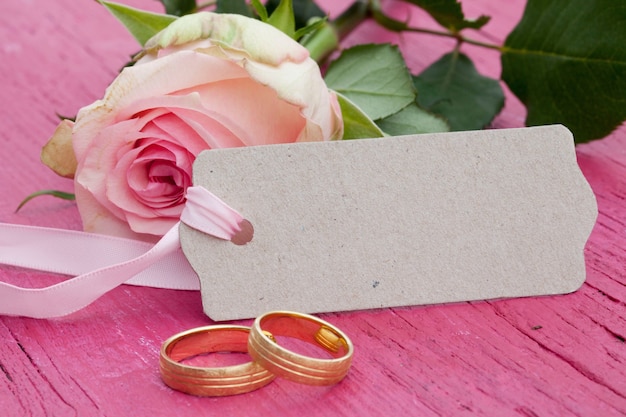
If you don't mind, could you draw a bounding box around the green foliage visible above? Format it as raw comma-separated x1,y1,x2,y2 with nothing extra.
158,0,196,16
16,190,75,213
336,93,385,140
99,1,177,46
293,17,327,42
502,0,626,142
250,0,269,20
216,0,252,16
324,44,415,121
326,44,450,137
377,103,450,135
251,0,323,40
265,0,325,29
414,51,504,131
267,0,297,38
400,0,489,32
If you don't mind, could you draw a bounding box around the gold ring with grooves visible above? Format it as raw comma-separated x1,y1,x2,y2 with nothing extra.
160,325,275,396
247,311,354,386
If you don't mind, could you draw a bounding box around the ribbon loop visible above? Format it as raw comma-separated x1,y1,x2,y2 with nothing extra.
0,186,242,318
181,186,245,240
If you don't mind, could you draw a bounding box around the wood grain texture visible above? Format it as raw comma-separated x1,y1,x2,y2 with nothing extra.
0,1,624,416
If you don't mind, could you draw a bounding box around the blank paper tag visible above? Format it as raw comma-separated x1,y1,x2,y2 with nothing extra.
180,125,597,321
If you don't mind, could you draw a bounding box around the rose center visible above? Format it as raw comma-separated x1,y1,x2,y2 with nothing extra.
148,160,183,186
126,143,194,209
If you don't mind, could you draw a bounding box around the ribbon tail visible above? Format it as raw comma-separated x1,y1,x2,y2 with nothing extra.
0,185,244,318
0,223,182,318
0,223,200,291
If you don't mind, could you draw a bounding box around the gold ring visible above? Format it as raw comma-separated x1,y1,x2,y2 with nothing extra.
160,325,275,396
248,311,354,386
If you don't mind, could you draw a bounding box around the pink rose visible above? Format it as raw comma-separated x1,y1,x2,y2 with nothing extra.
43,12,343,241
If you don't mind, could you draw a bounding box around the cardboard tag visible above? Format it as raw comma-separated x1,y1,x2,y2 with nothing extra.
180,125,597,321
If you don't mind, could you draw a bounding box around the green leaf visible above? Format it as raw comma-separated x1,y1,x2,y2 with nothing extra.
400,0,490,32
215,0,252,16
377,103,450,135
266,0,325,29
501,0,626,142
158,0,196,16
16,190,75,213
293,16,327,42
251,0,269,21
99,1,177,46
413,51,504,131
324,44,416,121
336,93,385,140
267,0,296,38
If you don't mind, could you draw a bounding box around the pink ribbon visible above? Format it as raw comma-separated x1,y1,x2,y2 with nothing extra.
0,186,244,318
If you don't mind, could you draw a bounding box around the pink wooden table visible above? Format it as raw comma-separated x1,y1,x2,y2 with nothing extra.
1,1,625,415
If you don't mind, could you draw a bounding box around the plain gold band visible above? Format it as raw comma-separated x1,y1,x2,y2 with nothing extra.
247,311,354,386
160,325,275,396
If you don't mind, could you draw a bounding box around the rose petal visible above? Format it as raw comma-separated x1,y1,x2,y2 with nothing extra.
144,111,210,154
176,78,305,146
143,12,310,66
74,181,159,242
75,119,147,221
108,142,192,218
243,57,343,141
120,93,245,149
73,51,249,159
